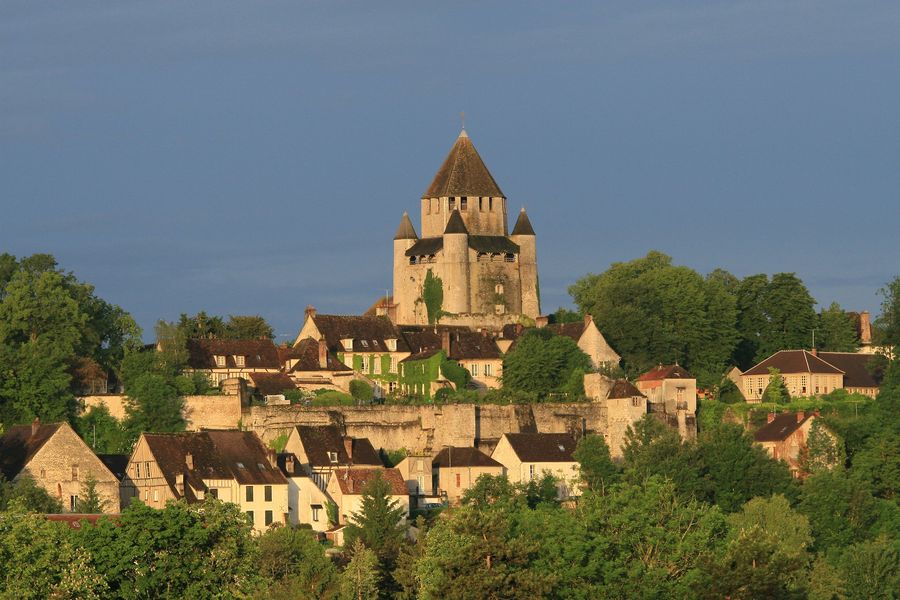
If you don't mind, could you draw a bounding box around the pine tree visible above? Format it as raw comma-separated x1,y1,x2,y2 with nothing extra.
341,540,380,600
75,473,108,514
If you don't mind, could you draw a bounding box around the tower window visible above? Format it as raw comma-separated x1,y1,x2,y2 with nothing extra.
495,283,504,295
449,198,456,210
477,252,487,262
479,198,484,210
505,253,516,263
489,198,493,210
409,257,417,265
460,197,467,211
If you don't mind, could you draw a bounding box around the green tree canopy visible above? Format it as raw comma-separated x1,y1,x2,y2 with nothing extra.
501,328,591,398
572,434,620,494
875,275,900,348
817,302,859,351
257,525,339,599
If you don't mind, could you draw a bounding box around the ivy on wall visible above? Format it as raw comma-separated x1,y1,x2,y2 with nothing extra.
422,269,445,325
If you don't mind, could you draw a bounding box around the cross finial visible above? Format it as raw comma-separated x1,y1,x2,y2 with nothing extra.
460,111,466,130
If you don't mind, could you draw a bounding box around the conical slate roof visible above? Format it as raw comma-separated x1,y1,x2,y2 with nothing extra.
444,210,468,234
393,212,418,240
511,208,535,236
423,130,505,199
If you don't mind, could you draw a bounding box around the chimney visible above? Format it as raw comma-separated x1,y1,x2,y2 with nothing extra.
304,305,316,321
441,330,451,354
267,448,277,468
31,417,40,437
343,437,354,462
285,454,295,475
796,410,805,423
860,311,872,346
185,452,193,470
810,348,817,357
767,413,775,423
318,339,328,369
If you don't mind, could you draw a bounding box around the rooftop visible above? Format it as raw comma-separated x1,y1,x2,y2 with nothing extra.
423,130,505,199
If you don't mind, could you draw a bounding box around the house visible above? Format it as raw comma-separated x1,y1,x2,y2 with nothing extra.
635,364,697,413
395,452,441,507
604,379,648,458
741,350,845,401
279,337,354,393
491,433,580,498
401,326,504,390
326,467,409,526
276,452,334,532
817,352,882,397
753,410,835,476
293,307,411,397
0,420,121,514
122,430,288,533
185,338,282,387
432,446,504,505
283,425,382,490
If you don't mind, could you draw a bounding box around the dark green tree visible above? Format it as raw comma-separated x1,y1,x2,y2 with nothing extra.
757,273,818,359
256,525,339,599
0,476,63,513
501,328,591,398
75,404,131,454
797,468,883,552
74,473,108,514
223,314,274,339
817,302,859,351
421,269,445,325
349,380,373,404
341,540,380,600
572,434,619,494
835,535,900,600
874,275,900,348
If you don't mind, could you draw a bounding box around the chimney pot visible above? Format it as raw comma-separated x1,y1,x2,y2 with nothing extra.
185,452,193,470
343,437,354,462
318,339,328,369
796,411,805,423
860,311,872,345
305,305,317,320
285,454,295,474
31,417,40,437
767,413,775,423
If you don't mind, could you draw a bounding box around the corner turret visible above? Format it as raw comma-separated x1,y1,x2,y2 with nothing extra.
511,208,539,317
442,210,470,314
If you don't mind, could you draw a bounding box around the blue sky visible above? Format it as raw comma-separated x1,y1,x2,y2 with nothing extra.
2,1,898,342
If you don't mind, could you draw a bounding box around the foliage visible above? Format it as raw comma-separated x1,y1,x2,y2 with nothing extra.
327,501,339,528
439,356,471,390
797,468,885,552
71,498,258,598
501,328,591,398
0,476,63,513
800,419,846,476
380,448,407,468
421,269,445,325
256,525,339,599
572,434,619,494
268,432,289,454
0,505,109,599
341,540,380,600
817,302,859,351
75,404,131,454
569,251,739,386
175,312,274,340
763,366,790,404
349,380,373,403
552,307,583,323
834,535,900,600
874,275,900,348
75,473,108,514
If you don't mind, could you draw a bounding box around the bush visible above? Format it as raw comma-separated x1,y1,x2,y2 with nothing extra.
349,380,373,403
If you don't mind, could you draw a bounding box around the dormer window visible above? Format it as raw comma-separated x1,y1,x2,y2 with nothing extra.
234,355,246,367
236,462,246,470
341,338,353,351
360,340,368,348
215,355,226,368
327,451,338,464
385,338,397,352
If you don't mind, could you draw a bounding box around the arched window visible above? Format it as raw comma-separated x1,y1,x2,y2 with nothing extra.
495,283,504,295
409,256,417,265
505,253,516,263
477,252,487,262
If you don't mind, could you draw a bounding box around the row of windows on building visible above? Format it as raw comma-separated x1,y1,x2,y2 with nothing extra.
466,363,496,377
214,355,246,367
350,354,398,374
425,196,500,214
246,509,276,526
746,375,841,396
409,252,517,266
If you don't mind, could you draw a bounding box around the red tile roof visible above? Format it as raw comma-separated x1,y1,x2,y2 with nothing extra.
308,315,410,354
333,467,408,496
249,373,298,395
607,379,645,399
284,338,351,373
637,364,693,381
743,350,844,377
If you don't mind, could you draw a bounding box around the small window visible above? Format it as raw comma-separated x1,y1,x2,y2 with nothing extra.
312,505,321,522
246,486,254,502
479,198,484,210
449,197,456,210
484,364,492,376
471,363,479,377
70,495,78,511
72,465,79,481
409,256,417,265
328,451,338,464
144,490,149,501
495,283,504,295
40,468,46,479
258,463,267,471
494,304,506,315
390,357,398,373
455,473,461,488
460,197,467,211
360,340,368,348
146,462,152,478
504,253,515,263
264,485,272,502
235,355,246,367
215,355,226,367
209,488,218,499
373,358,381,374
153,490,159,502
265,510,273,526
236,462,246,469
246,510,254,524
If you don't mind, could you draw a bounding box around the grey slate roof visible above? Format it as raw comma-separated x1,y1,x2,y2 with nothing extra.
423,130,505,199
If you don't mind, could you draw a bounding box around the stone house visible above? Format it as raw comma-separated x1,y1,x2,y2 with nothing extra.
818,352,882,397
276,452,334,532
635,364,697,413
753,411,834,477
491,433,580,498
392,129,540,327
603,379,648,458
432,446,504,505
400,326,504,394
326,467,409,526
122,430,289,533
395,452,439,507
279,337,354,393
0,420,120,514
741,350,845,401
185,338,282,387
293,307,411,397
283,425,383,491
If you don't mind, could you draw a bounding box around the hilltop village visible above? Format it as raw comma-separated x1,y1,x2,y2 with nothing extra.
0,129,897,598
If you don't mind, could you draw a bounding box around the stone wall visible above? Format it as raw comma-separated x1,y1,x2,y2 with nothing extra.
80,394,129,420
242,402,608,454
183,395,243,431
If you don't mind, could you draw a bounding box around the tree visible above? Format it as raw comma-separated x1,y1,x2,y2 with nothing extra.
552,307,583,324
257,525,339,599
727,495,812,560
0,269,86,425
349,380,373,404
757,273,818,359
421,269,445,324
801,420,845,476
0,476,63,513
835,535,899,600
223,315,274,339
75,404,131,454
501,328,591,398
875,275,900,348
74,473,108,514
572,434,619,494
341,540,380,600
817,302,859,351
763,367,790,404
797,468,883,552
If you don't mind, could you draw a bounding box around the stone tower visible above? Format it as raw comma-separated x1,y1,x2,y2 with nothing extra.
392,129,540,327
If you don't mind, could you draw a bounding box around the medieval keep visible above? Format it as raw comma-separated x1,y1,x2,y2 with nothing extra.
391,129,540,327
